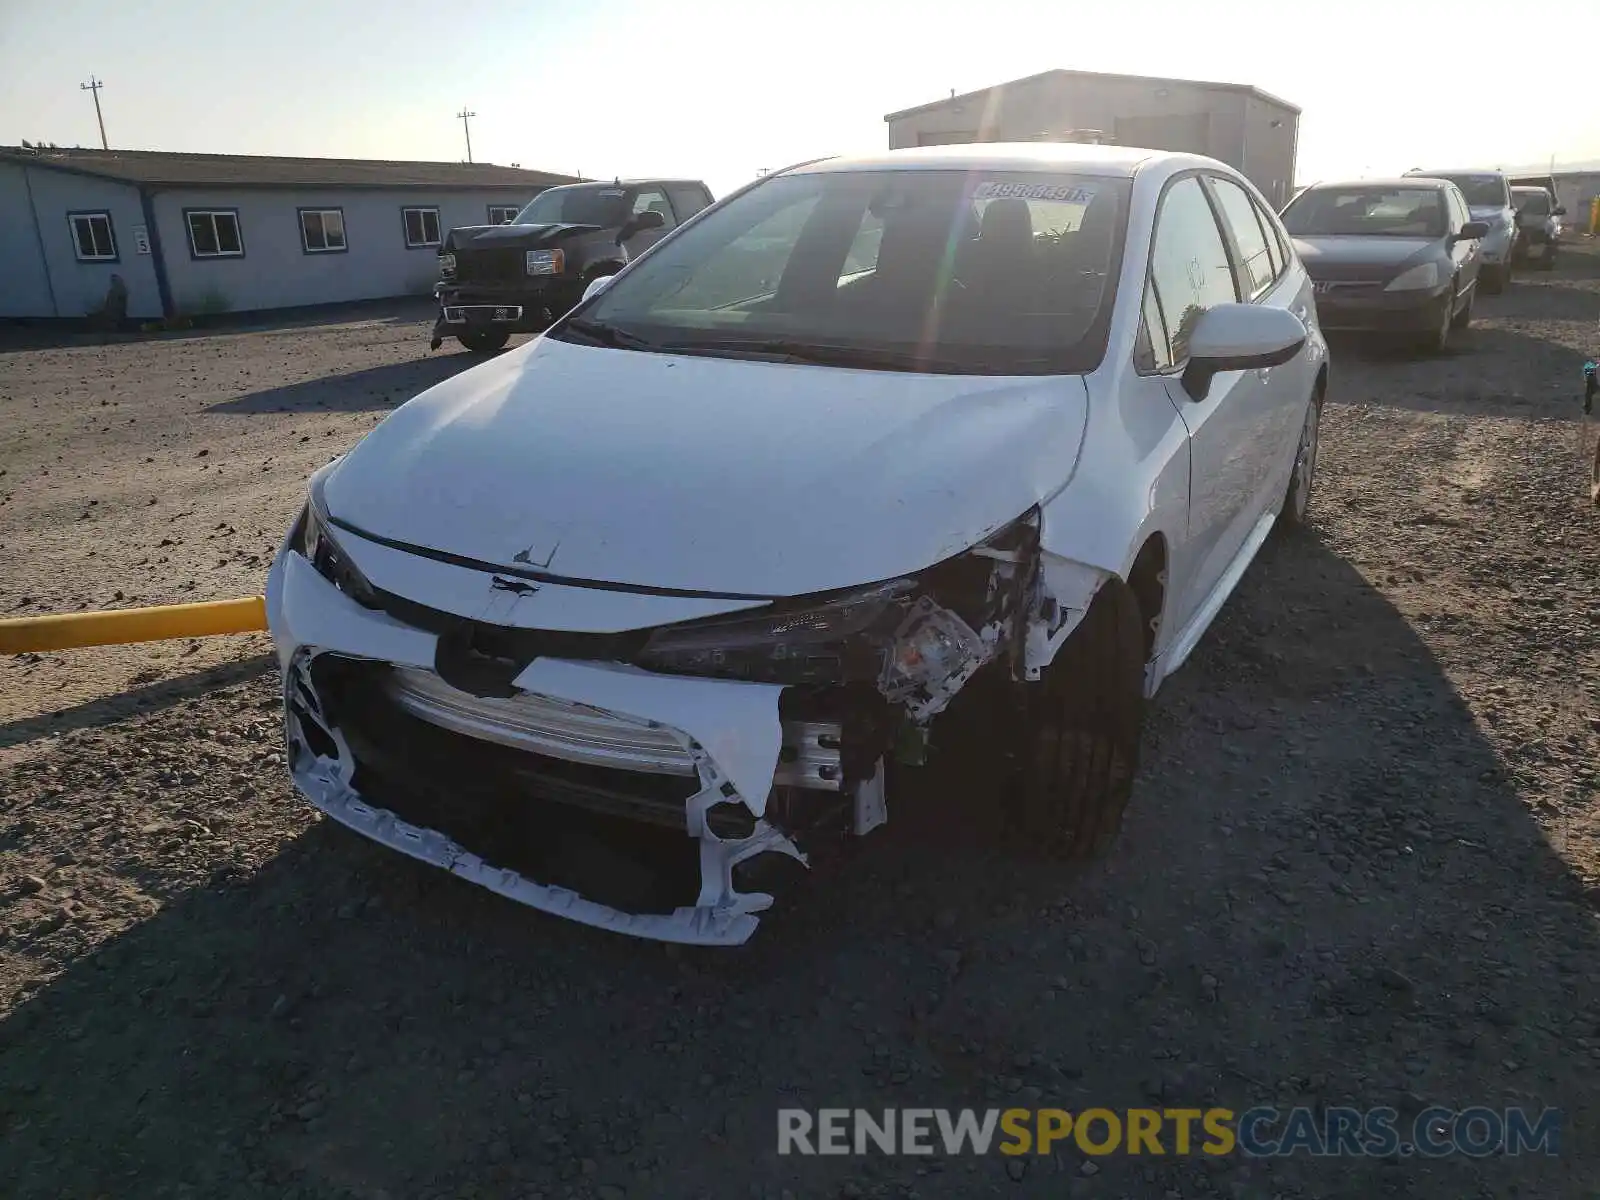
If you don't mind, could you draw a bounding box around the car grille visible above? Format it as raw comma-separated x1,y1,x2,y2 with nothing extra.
452,248,531,283
1313,280,1385,296
314,657,704,831
388,666,696,776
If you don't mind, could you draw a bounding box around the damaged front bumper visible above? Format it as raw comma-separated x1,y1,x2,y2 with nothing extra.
268,551,877,945
264,496,1089,945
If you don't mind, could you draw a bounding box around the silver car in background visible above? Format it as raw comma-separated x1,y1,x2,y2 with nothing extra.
1407,169,1516,292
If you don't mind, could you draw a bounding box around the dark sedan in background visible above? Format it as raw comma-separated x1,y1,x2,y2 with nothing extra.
1281,179,1488,355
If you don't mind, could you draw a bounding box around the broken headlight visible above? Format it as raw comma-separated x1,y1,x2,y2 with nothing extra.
293,474,377,608
635,580,915,684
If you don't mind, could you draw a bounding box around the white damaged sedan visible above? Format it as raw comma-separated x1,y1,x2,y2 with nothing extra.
267,144,1328,945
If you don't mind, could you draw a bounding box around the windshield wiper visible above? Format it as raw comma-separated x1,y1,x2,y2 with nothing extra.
559,317,658,351
655,336,1030,374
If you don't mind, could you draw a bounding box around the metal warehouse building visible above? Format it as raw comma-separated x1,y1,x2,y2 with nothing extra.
0,147,577,321
885,69,1301,207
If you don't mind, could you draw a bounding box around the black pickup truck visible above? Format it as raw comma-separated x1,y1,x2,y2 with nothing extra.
430,178,715,352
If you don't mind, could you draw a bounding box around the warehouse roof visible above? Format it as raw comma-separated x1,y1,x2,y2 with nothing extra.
884,69,1301,123
0,146,579,190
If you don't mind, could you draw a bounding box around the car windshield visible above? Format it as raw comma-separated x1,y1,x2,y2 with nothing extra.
514,184,630,227
553,168,1129,375
1281,187,1446,237
1512,188,1550,215
1430,174,1508,208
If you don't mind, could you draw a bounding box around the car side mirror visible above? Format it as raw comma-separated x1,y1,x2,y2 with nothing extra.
617,209,666,243
1180,303,1307,403
1457,220,1490,240
582,274,615,303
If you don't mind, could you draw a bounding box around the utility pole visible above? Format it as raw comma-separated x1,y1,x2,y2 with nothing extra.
457,108,476,163
80,76,108,149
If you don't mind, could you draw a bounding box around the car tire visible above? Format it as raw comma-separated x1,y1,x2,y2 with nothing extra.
1481,264,1505,295
1416,291,1454,356
1013,582,1146,860
1540,247,1557,271
459,330,510,354
1278,386,1323,530
1450,283,1474,330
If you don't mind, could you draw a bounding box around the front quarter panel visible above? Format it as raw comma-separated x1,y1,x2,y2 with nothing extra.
1037,360,1190,655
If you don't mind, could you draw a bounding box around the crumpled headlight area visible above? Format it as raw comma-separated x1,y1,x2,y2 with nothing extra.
636,579,915,685
292,495,379,610
635,513,1039,717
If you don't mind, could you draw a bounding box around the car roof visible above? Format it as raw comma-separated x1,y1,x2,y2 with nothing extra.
554,178,706,189
788,143,1164,179
1301,177,1452,190
1408,167,1507,178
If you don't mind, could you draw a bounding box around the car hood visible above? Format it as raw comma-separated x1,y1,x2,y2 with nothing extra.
1291,235,1438,274
323,337,1090,597
442,222,607,252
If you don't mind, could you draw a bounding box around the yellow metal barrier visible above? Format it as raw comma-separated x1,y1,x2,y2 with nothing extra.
0,596,267,653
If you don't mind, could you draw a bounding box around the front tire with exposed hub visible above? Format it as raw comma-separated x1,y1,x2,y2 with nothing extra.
1013,583,1146,860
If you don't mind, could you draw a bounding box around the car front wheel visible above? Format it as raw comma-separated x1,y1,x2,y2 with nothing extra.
1415,290,1454,356
1278,387,1323,530
459,330,510,354
1013,582,1146,860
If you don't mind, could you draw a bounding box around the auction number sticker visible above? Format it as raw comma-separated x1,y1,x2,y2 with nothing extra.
971,181,1097,203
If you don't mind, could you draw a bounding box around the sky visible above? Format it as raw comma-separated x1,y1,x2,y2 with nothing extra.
2,0,1597,199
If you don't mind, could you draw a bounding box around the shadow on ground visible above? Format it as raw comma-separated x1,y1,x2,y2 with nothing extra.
207,356,483,415
0,534,1588,1197
1328,324,1593,421
0,655,275,751
0,299,438,356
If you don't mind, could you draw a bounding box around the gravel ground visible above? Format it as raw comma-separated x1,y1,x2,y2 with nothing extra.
2,253,1598,1199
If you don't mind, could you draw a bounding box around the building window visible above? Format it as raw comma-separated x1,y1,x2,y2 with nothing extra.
487,205,520,225
68,211,117,261
298,208,347,253
186,209,243,258
402,207,441,248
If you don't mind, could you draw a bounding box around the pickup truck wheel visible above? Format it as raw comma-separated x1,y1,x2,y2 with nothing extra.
459,330,509,354
1013,582,1145,860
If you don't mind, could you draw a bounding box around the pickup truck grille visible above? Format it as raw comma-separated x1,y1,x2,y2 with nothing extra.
452,248,528,283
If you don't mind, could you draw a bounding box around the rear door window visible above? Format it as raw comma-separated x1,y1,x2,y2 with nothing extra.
1208,176,1278,299
666,184,714,222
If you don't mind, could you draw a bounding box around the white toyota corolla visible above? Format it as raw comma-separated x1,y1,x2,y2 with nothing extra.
267,144,1328,945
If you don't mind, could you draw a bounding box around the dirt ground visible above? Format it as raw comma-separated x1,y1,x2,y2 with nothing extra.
1,251,1598,1199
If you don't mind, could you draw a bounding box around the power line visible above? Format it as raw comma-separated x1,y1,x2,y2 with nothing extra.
80,76,107,150
457,108,476,163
